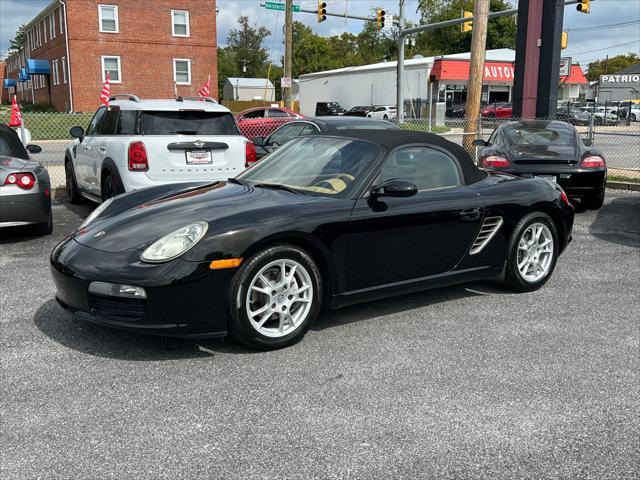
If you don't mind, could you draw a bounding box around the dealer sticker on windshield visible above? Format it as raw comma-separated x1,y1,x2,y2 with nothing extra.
186,150,212,165
535,175,557,183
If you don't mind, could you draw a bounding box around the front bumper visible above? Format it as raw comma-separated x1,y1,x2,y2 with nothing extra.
50,236,230,338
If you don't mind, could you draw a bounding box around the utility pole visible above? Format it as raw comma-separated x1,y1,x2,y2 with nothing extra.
462,0,489,155
396,0,405,123
283,0,293,109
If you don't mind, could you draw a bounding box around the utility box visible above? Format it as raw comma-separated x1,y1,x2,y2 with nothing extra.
433,102,446,126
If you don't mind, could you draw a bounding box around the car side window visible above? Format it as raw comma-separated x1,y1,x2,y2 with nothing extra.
243,110,264,119
375,107,385,112
267,109,289,118
268,123,307,146
98,107,119,135
116,110,138,135
300,124,319,136
379,147,462,191
85,107,106,136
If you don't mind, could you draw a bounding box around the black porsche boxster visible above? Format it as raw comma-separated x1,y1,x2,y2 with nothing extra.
51,130,574,350
475,120,607,209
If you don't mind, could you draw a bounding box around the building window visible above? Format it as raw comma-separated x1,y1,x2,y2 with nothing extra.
43,20,47,43
99,5,119,33
173,59,191,85
62,56,67,84
52,59,59,85
171,10,190,37
49,13,56,38
101,56,122,83
59,7,64,34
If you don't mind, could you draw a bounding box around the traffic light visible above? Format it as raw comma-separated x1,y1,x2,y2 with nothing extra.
561,31,568,50
462,10,473,32
576,0,590,13
376,9,386,29
317,1,326,23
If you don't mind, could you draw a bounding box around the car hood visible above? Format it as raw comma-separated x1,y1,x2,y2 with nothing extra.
74,181,325,253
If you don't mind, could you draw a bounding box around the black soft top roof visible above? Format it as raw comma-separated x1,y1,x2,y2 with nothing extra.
317,128,487,185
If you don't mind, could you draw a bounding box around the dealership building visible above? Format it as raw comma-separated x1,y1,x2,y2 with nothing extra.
595,64,640,103
298,48,587,116
2,0,218,112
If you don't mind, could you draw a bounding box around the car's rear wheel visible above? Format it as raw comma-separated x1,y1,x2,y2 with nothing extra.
503,212,558,292
101,172,123,202
630,113,637,122
33,210,53,235
65,160,82,204
228,244,322,350
583,189,605,210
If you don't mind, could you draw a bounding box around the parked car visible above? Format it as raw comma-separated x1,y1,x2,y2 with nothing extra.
65,95,253,203
578,106,617,125
476,119,606,209
235,106,302,140
0,124,52,234
367,105,397,120
51,129,574,350
445,103,467,118
344,106,374,117
481,102,513,119
251,116,400,161
618,103,640,122
555,106,590,125
315,102,346,116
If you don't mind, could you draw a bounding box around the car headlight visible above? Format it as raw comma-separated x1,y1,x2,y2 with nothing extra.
79,196,117,229
140,221,209,263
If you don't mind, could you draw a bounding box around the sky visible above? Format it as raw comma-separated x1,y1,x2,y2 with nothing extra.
1,0,639,70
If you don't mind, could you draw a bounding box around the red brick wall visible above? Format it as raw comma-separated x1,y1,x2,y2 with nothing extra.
0,62,7,104
67,0,218,112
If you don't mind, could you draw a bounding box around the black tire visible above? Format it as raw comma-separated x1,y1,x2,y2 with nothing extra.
583,189,605,210
228,244,323,350
630,113,636,122
383,114,389,120
101,171,124,202
65,159,83,204
503,212,559,293
32,209,53,235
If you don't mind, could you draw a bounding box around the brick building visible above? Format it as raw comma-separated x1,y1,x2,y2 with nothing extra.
3,0,217,112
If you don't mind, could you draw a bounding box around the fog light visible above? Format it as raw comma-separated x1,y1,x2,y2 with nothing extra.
89,281,147,299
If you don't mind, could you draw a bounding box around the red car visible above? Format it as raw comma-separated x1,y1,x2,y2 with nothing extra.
481,102,513,119
235,107,303,140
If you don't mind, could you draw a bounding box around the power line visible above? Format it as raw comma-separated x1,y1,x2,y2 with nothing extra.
566,19,640,31
567,39,640,56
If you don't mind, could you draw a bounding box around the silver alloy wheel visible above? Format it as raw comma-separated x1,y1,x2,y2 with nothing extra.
516,222,554,283
245,259,314,338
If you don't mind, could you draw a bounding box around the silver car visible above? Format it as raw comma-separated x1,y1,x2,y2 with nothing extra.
0,124,52,235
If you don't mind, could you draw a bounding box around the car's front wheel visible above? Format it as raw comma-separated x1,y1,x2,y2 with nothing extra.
630,113,637,122
228,244,322,350
503,213,558,292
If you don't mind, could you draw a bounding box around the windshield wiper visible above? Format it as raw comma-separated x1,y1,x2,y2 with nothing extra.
253,183,305,195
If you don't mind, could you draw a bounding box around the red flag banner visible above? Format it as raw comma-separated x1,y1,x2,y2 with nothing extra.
100,72,111,106
9,96,22,127
197,75,211,97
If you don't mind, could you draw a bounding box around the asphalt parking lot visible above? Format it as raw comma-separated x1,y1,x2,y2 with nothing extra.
1,190,639,479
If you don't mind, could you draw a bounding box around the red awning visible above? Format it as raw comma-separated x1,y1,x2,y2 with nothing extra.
561,65,587,85
430,59,515,82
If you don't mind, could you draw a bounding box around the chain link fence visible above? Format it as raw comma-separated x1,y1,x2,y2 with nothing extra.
1,110,638,192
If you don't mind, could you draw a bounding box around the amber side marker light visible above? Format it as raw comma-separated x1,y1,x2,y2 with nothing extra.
209,258,243,270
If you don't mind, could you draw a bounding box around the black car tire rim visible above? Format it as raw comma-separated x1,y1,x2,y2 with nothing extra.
245,259,313,338
103,176,115,201
66,163,75,197
516,222,554,283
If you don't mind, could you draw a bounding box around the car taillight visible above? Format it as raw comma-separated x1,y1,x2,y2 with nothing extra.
560,189,570,206
128,141,148,171
245,141,257,168
4,172,36,189
581,155,605,168
482,155,511,168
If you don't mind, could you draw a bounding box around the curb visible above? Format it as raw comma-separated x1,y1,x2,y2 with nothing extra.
607,181,640,192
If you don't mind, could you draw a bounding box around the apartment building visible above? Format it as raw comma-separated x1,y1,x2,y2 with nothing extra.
3,0,218,112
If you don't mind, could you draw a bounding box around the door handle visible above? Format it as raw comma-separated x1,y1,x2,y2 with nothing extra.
83,145,91,151
99,147,107,153
459,208,481,221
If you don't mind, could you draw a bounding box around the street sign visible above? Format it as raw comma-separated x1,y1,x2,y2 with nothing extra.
559,57,571,77
262,2,300,12
281,77,292,88
384,13,394,30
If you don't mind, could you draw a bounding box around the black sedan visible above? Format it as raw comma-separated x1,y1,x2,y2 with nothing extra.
475,120,606,209
252,116,399,160
0,124,52,235
51,130,574,350
344,106,374,117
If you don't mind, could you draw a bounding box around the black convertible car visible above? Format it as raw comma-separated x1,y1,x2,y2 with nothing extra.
51,130,574,350
475,120,606,209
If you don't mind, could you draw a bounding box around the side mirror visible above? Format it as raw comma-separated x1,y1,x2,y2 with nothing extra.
252,136,265,147
472,139,488,147
371,179,418,198
26,144,42,154
69,126,85,141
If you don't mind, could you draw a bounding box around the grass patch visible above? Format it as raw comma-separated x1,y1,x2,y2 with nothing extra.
399,122,450,134
0,112,94,140
608,174,640,184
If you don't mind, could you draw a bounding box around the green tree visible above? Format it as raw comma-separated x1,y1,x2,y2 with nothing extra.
9,24,27,53
415,0,516,56
586,53,639,81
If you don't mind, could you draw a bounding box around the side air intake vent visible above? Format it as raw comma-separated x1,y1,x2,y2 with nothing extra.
470,216,503,255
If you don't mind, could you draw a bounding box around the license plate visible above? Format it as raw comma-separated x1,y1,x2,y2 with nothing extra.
535,175,556,183
186,150,212,165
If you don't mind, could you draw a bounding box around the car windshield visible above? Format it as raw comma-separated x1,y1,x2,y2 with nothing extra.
141,111,239,135
236,136,383,197
0,129,28,159
504,124,575,147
